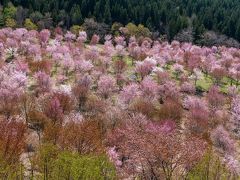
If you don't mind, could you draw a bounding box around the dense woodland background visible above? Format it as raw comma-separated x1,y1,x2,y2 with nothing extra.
0,0,240,46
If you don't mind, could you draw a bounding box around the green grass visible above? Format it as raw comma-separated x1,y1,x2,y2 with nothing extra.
196,76,213,91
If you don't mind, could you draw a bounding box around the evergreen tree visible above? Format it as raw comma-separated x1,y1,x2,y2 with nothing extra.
103,0,111,24
70,4,82,25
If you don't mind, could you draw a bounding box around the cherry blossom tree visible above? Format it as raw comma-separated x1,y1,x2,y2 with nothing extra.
211,125,235,155
230,96,240,138
0,65,27,119
140,76,159,100
135,57,157,79
39,29,51,44
108,115,207,179
97,75,117,99
206,86,225,112
119,83,140,105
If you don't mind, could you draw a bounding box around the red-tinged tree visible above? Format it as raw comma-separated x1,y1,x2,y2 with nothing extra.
29,59,52,74
113,58,127,75
73,75,92,111
59,119,104,154
90,34,100,45
34,71,52,96
54,27,63,36
221,58,233,72
129,98,156,118
84,46,99,63
28,110,49,143
44,96,64,125
84,94,108,119
157,98,183,124
20,94,36,124
184,51,201,74
0,118,26,176
211,66,227,85
188,106,209,135
108,115,207,179
227,86,238,107
41,96,64,144
52,92,74,114
184,97,210,137
128,41,141,61
206,86,225,113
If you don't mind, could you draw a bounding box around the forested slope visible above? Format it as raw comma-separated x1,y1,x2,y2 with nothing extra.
0,0,240,42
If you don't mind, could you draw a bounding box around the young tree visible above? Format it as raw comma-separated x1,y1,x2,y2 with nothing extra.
0,66,27,119
135,57,157,80
230,96,240,138
97,75,117,99
211,125,235,155
0,117,26,179
140,76,159,100
50,151,116,179
39,29,50,44
34,71,52,95
73,75,92,111
206,86,225,112
119,83,140,105
184,97,210,136
59,119,103,154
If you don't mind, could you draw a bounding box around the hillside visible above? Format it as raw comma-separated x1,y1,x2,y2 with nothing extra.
0,28,240,179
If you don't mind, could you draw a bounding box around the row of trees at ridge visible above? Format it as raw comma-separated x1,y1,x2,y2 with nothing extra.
0,0,240,42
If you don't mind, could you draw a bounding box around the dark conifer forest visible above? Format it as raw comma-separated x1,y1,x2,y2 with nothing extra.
0,0,240,42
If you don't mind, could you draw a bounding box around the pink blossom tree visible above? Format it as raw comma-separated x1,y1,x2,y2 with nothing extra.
108,115,207,179
135,57,157,80
97,75,117,99
230,96,240,138
140,76,159,100
39,29,51,44
206,86,225,112
0,65,27,119
119,83,140,105
211,125,235,155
